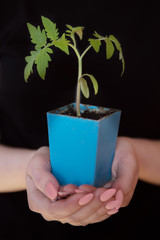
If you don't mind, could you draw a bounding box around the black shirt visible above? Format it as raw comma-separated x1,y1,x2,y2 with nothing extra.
0,0,160,239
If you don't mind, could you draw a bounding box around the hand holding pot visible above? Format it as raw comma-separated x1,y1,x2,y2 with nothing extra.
107,137,139,207
25,146,117,225
25,139,139,226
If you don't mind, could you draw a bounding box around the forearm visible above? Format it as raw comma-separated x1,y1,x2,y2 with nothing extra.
124,137,160,185
0,144,35,192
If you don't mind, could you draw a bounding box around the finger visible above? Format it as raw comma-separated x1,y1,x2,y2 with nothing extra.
65,188,105,225
26,175,51,215
48,192,87,220
105,190,124,210
78,184,96,192
26,175,86,222
60,184,78,193
27,151,59,200
111,162,138,207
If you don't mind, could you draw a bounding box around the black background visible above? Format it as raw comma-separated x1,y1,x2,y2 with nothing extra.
0,0,160,239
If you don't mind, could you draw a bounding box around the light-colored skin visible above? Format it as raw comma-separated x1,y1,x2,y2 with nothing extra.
0,137,160,226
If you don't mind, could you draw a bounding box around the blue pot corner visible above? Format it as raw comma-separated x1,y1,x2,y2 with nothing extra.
47,103,121,187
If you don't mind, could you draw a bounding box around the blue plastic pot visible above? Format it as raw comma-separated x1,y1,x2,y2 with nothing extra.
47,103,121,187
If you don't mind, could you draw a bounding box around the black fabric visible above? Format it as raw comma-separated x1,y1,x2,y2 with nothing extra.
0,0,160,239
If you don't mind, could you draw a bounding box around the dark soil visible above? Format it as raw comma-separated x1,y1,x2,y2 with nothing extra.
60,106,117,120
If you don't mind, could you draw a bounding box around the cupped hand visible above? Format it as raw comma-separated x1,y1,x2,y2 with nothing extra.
25,138,139,226
25,146,113,225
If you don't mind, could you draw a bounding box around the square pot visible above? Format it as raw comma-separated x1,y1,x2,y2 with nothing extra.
47,103,121,187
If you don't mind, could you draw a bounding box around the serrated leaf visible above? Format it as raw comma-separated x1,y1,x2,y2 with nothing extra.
35,47,53,80
82,74,98,95
79,78,89,98
24,51,38,82
53,33,69,55
109,35,125,76
105,37,115,59
89,38,101,53
41,16,59,41
27,23,47,48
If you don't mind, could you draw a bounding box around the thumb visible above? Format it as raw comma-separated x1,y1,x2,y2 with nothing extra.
111,159,139,207
27,146,59,200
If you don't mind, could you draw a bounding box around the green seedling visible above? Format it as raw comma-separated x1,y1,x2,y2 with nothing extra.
24,16,125,116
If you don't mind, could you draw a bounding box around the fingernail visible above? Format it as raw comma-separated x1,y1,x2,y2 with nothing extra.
58,191,73,197
79,193,94,206
107,208,119,215
100,188,116,202
45,182,57,200
105,200,119,210
115,190,123,203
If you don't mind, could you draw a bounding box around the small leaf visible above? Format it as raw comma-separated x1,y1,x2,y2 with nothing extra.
82,74,98,95
93,31,102,39
109,35,125,76
41,16,59,41
79,77,89,98
89,38,101,53
24,51,38,82
53,33,70,55
66,25,84,40
27,23,47,48
109,35,121,51
105,37,115,59
35,47,53,80
75,27,84,40
66,24,73,30
120,52,125,76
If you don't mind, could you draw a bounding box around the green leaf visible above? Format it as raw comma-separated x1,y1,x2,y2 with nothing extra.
79,77,89,98
109,35,121,51
105,37,115,59
35,47,53,80
120,52,125,76
53,33,70,55
82,74,98,95
93,31,102,39
41,16,59,41
27,23,47,48
24,51,38,82
89,38,101,53
109,35,125,76
66,25,84,40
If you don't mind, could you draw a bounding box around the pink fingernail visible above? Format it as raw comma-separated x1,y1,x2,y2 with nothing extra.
79,193,94,206
115,190,123,203
100,188,116,202
45,182,57,200
105,200,119,210
105,190,124,210
107,208,119,215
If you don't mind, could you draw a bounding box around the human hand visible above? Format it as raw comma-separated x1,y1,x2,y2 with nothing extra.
69,136,139,224
25,146,110,225
25,146,117,225
105,137,139,208
25,138,139,226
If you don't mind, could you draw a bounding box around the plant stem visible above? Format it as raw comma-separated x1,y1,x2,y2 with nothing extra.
81,45,92,59
68,43,92,117
76,57,82,116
